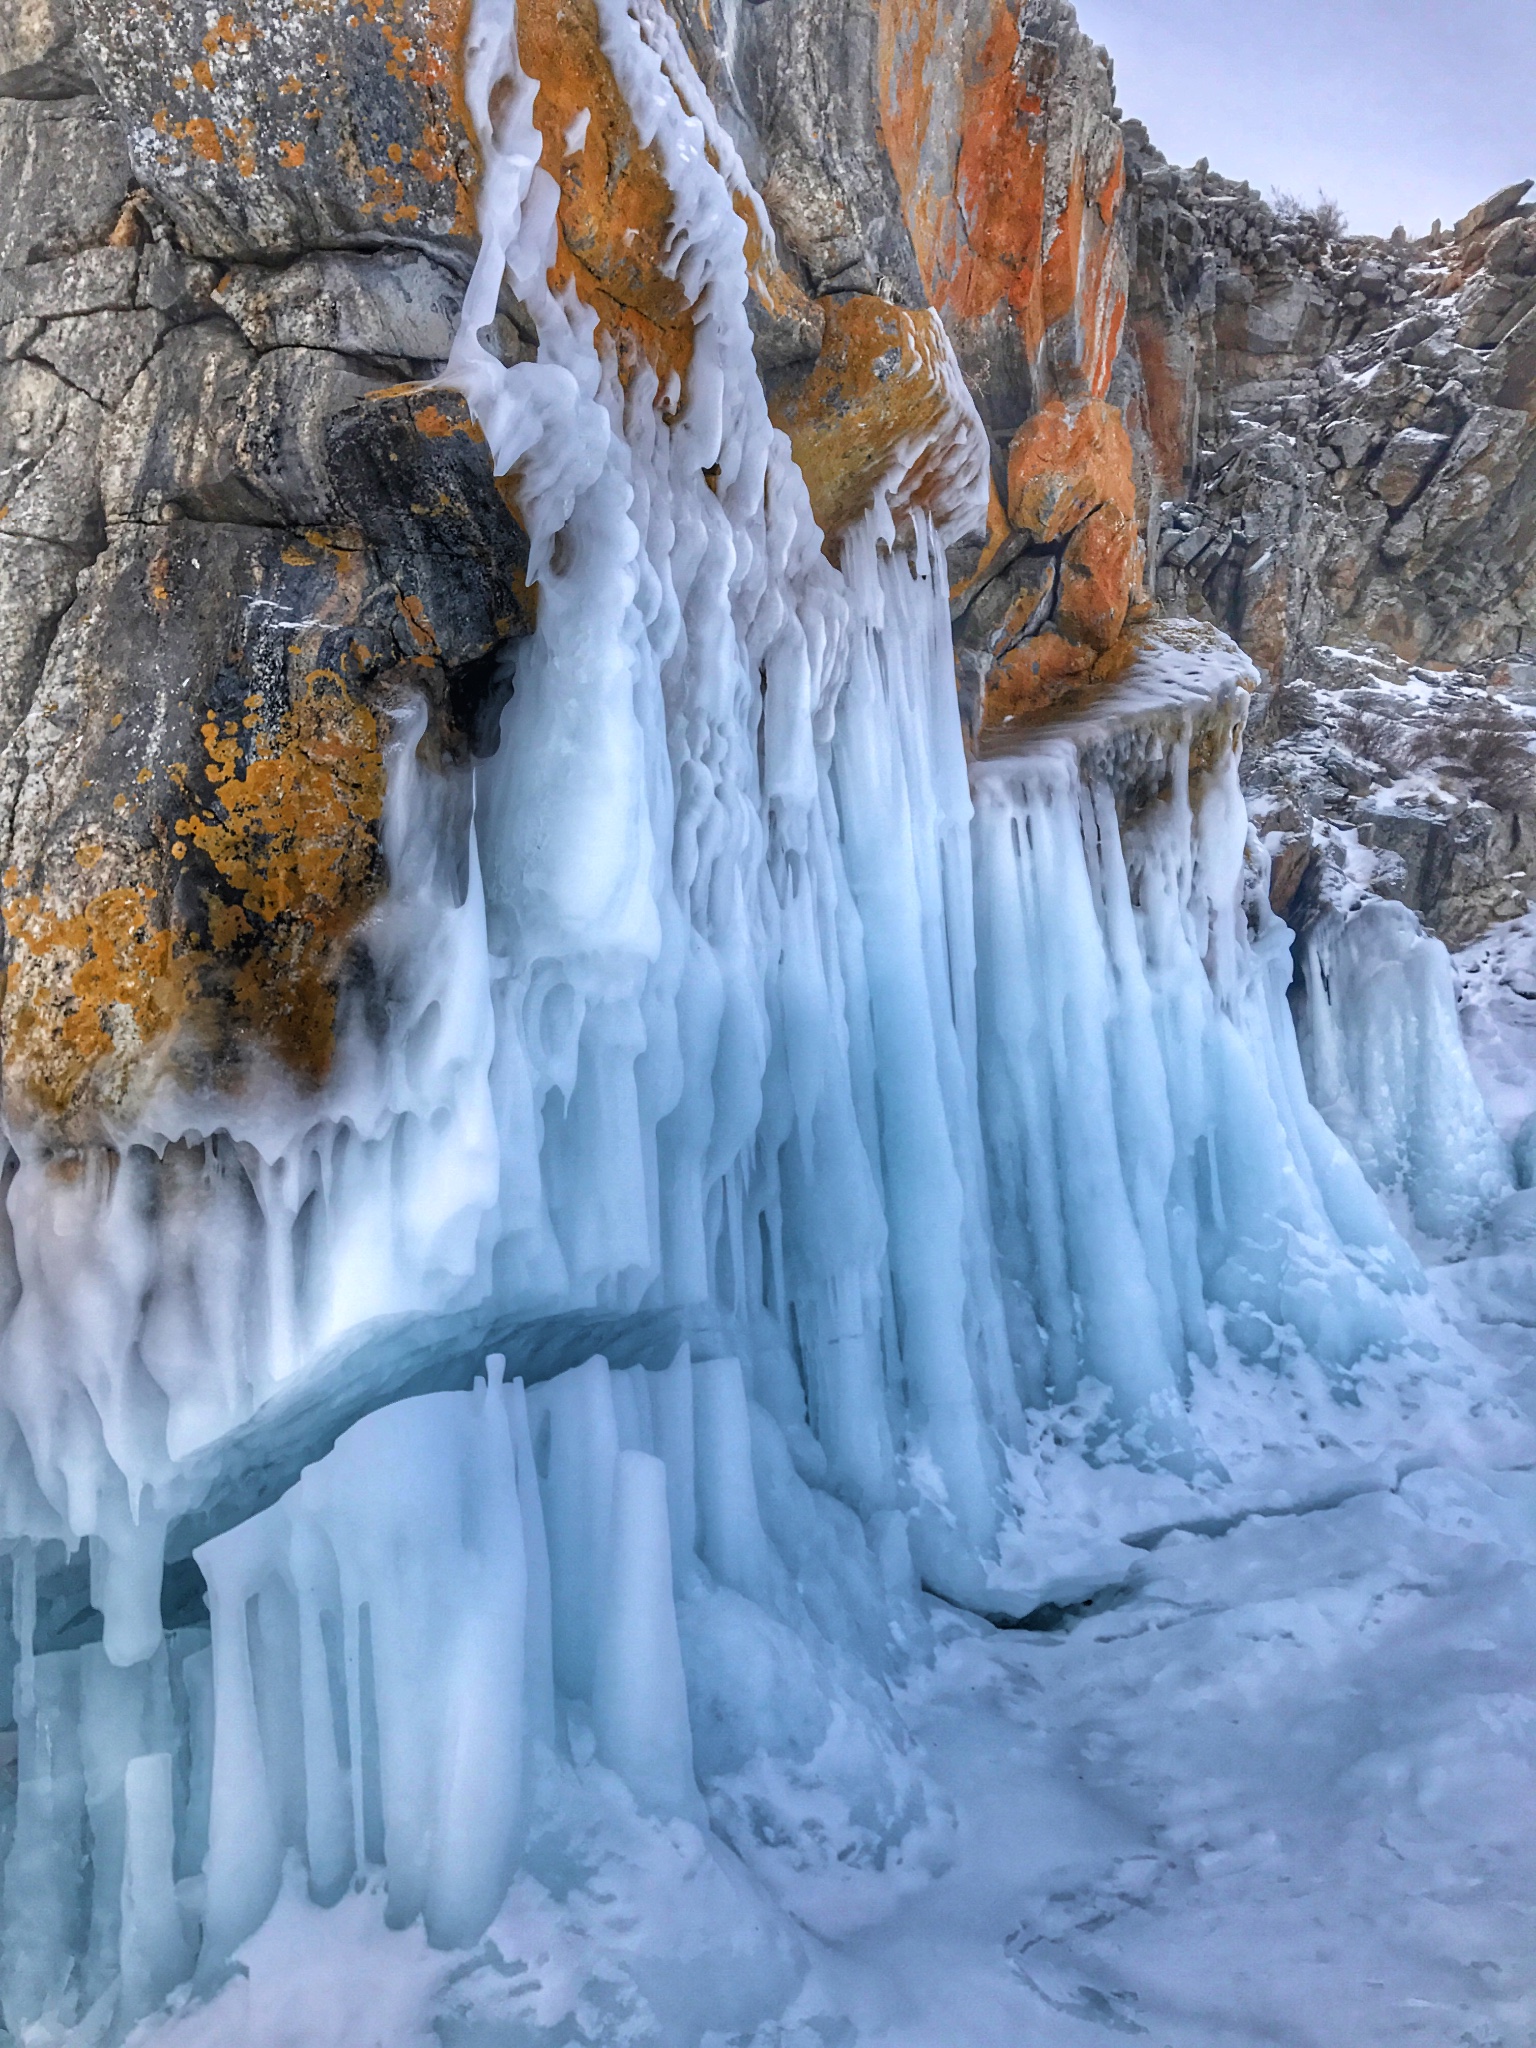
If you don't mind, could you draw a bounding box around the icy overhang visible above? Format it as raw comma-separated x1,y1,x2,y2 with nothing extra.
974,620,1260,814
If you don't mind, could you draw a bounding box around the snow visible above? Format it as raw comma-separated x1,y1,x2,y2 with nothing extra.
0,0,1531,2038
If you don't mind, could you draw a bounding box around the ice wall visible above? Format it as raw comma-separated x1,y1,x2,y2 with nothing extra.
2,1346,930,2035
973,664,1422,1428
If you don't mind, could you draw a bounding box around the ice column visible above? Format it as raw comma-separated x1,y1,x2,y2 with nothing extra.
1295,897,1513,1242
448,0,1008,1565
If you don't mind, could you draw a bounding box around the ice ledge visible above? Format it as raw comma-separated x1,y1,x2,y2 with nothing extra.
973,620,1261,804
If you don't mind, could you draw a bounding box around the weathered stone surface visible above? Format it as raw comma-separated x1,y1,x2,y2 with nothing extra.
1372,427,1450,509
1,522,390,1135
75,0,479,259
0,0,95,99
0,98,133,267
213,248,466,368
730,0,926,307
0,246,142,323
1,380,528,1140
323,386,533,722
1456,181,1534,243
1006,396,1135,543
986,628,1097,720
1244,647,1536,949
768,295,984,544
1125,147,1536,684
877,0,1128,434
28,307,168,407
0,356,105,548
0,535,81,745
101,322,378,524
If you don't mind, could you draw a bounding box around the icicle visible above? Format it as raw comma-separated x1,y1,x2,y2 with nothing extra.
1295,898,1513,1242
693,1358,774,1600
647,1345,698,1570
505,1377,557,1752
1,1650,88,2032
12,1541,34,1721
118,1752,192,2025
533,1357,619,1701
196,1511,288,1971
593,1449,701,1822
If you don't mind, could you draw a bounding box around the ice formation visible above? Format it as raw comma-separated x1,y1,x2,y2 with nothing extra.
1294,897,1513,1242
0,0,1507,2033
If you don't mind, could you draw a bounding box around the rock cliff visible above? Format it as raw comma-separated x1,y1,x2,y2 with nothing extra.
0,0,1530,1135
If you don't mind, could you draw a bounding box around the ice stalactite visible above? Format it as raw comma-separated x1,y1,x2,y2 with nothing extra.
1294,898,1513,1243
0,701,499,1665
446,0,1004,1599
972,659,1424,1431
0,1345,928,2025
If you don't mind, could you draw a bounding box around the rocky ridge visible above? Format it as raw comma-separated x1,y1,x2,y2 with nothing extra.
1115,145,1536,942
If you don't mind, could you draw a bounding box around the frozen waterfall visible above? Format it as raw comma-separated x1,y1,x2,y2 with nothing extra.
0,0,1509,2032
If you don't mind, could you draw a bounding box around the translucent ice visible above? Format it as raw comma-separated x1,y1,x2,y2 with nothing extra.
1295,898,1513,1242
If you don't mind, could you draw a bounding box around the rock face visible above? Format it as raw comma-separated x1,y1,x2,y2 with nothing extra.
1123,147,1536,681
0,0,535,1139
1115,146,1536,944
0,0,1530,1136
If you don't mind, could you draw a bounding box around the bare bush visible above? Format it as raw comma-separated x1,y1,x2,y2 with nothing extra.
1270,187,1348,238
1334,693,1536,813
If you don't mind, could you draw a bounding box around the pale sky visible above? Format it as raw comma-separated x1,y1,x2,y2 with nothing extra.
1071,0,1535,239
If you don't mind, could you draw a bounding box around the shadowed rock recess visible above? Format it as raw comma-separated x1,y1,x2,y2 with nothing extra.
0,0,1529,2036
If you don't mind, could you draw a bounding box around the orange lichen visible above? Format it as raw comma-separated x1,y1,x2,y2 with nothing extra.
1056,503,1138,650
770,296,975,546
877,0,1128,396
173,670,385,1076
984,631,1098,722
516,0,695,390
2,656,386,1129
1006,396,1136,543
3,884,197,1124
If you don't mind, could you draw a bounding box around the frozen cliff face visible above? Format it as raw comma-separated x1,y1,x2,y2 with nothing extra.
0,0,1523,2037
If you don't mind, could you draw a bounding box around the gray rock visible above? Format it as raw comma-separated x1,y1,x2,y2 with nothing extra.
0,0,94,99
28,306,166,407
1372,427,1450,509
0,98,131,268
213,250,466,370
0,533,81,747
101,323,377,526
0,245,139,322
0,355,103,547
1456,181,1535,241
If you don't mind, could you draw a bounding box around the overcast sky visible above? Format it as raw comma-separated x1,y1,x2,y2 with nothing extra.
1071,0,1534,239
